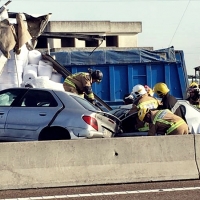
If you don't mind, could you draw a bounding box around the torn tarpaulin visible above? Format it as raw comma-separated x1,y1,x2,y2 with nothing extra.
0,2,51,58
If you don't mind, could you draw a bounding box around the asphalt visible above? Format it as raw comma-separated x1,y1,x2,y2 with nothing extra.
1,180,200,200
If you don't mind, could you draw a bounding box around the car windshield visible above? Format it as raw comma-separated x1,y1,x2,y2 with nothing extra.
70,95,100,112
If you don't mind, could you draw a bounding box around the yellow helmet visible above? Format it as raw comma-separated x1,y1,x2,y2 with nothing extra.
153,82,169,97
138,107,149,121
189,82,198,88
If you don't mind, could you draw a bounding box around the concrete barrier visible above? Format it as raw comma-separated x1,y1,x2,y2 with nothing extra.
193,134,200,177
0,135,198,190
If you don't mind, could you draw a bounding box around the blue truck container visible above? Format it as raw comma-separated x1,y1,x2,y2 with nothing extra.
51,46,189,107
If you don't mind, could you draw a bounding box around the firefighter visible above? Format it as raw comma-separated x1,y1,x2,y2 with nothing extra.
128,84,160,131
153,82,185,119
129,84,160,114
138,108,189,136
186,82,200,109
63,69,103,104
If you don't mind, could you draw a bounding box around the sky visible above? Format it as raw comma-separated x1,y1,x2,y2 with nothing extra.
2,0,200,75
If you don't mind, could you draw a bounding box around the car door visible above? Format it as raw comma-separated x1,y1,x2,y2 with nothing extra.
0,88,28,140
4,89,63,141
0,93,12,133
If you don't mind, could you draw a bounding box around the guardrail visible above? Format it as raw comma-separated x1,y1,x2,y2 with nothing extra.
0,135,200,190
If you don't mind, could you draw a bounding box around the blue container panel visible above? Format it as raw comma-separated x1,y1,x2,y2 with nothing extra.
94,66,110,100
52,48,189,106
131,64,147,85
150,64,165,86
136,63,183,99
108,65,128,102
174,51,189,97
165,63,182,99
64,62,187,105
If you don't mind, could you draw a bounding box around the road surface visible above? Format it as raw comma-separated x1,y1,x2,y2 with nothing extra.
1,180,200,199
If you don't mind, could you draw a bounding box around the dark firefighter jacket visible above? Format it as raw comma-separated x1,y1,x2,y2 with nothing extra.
63,72,94,102
148,109,189,136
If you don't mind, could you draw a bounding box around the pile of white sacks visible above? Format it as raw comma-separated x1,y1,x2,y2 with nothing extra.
0,43,65,91
20,49,64,91
7,43,64,90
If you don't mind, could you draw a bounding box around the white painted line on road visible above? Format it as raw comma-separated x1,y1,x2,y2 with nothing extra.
1,186,200,200
114,191,128,195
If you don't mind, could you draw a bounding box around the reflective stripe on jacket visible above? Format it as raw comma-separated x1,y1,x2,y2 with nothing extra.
129,94,160,114
153,109,185,134
137,99,159,110
129,94,160,132
166,119,185,134
64,78,76,88
64,72,94,101
87,92,94,99
149,109,187,135
138,122,149,131
171,102,181,113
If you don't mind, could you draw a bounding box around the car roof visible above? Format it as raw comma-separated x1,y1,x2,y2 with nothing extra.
2,87,76,96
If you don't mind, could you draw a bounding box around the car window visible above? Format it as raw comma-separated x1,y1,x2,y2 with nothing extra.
20,90,58,107
0,89,25,106
71,95,99,112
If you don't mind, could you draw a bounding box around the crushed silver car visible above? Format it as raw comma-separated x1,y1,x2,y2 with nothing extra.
0,87,121,141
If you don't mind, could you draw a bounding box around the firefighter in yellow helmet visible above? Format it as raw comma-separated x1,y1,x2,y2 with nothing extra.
153,82,185,120
189,82,198,88
186,82,200,109
138,108,189,136
63,69,103,104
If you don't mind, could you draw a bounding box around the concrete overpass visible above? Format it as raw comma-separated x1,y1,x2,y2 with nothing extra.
37,21,142,49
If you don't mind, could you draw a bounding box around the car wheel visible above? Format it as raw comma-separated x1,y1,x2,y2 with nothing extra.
38,127,71,141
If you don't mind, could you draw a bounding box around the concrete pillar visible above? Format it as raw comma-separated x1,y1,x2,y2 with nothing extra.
75,38,85,47
47,38,61,48
118,35,138,47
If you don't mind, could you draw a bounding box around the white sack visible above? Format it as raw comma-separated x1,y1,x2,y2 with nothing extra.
39,60,53,66
28,50,42,64
38,63,53,79
50,72,62,83
23,64,38,83
22,76,64,91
